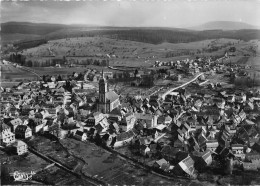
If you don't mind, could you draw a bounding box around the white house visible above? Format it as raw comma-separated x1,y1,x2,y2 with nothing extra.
1,123,15,146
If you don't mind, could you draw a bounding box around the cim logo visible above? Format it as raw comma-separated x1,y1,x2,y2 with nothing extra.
10,171,36,181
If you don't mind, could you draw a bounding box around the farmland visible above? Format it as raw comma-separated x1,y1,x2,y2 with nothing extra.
60,138,213,186
18,37,240,67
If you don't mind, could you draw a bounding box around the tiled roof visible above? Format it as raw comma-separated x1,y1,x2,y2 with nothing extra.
181,155,194,167
202,149,212,160
116,129,135,141
105,91,119,103
75,130,84,136
155,158,168,167
0,123,10,132
15,125,30,133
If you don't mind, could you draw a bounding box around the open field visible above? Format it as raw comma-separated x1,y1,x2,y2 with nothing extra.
17,37,241,67
60,138,212,186
1,150,50,185
27,136,79,170
1,151,50,174
31,66,87,76
1,64,39,85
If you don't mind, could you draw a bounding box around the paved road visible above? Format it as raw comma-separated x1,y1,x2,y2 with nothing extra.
161,73,205,100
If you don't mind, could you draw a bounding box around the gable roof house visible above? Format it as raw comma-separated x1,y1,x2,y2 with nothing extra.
197,132,208,150
237,125,259,146
232,109,246,125
94,117,110,135
109,122,120,134
134,113,158,129
85,112,105,127
74,130,87,141
192,149,212,172
8,118,23,132
242,162,258,171
27,118,44,134
153,158,171,172
0,123,15,146
15,125,32,139
174,155,197,178
12,140,28,155
120,113,136,132
231,144,245,160
206,140,219,153
140,144,151,157
245,152,260,169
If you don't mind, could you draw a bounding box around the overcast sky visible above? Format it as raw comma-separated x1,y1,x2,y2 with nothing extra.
1,0,260,28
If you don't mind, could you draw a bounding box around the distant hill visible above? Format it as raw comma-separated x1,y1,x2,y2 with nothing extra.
1,21,260,46
189,21,258,31
0,22,79,36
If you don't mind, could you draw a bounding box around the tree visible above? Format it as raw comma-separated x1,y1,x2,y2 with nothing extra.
42,75,47,82
134,69,139,77
27,60,33,67
57,75,62,82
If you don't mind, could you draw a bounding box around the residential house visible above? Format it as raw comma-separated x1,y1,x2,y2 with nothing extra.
220,128,232,148
134,113,158,128
153,158,171,172
192,149,212,172
120,113,136,132
206,140,219,153
237,125,259,146
12,140,28,155
94,117,110,134
245,152,260,169
109,122,120,134
15,125,32,139
74,130,87,141
242,162,258,171
157,115,172,125
231,144,245,160
175,155,196,178
8,118,23,132
197,132,208,150
27,118,44,134
0,123,15,146
140,145,151,156
216,146,234,159
85,112,105,127
232,109,246,125
251,142,260,153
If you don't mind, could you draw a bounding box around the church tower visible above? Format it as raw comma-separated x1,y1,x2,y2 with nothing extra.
98,71,109,113
99,70,108,102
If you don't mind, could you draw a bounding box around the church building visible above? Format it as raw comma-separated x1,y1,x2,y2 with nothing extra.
97,71,120,113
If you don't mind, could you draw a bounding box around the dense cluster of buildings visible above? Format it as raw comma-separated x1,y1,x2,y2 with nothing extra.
1,58,260,179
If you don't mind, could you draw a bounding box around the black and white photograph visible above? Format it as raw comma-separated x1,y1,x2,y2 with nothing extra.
1,0,260,185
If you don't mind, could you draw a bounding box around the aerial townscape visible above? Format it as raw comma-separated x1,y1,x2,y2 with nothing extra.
1,1,260,186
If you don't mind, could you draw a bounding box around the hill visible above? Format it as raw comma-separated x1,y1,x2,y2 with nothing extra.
190,21,258,31
1,22,260,47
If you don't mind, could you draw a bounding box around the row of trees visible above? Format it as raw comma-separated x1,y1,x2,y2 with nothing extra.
9,53,109,67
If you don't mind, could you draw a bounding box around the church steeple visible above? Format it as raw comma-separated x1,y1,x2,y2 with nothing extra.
99,70,108,103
